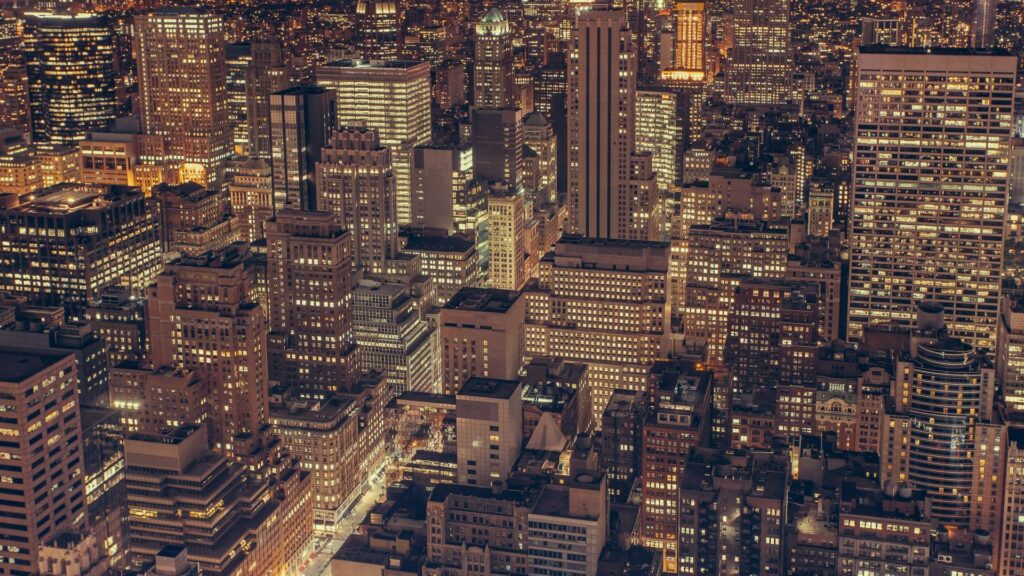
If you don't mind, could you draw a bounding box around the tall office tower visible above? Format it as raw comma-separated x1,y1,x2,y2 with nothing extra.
723,0,792,105
410,145,487,236
24,13,115,147
568,3,657,241
225,43,251,154
317,125,398,273
152,182,239,259
675,450,789,576
682,218,788,363
601,389,645,500
439,288,525,395
355,0,399,60
471,107,524,188
246,41,290,159
474,8,515,109
85,285,148,365
227,157,274,242
639,360,713,573
147,245,269,458
266,211,360,393
861,17,902,46
661,1,705,83
971,0,996,49
455,377,523,486
110,364,210,434
636,88,687,194
0,184,161,318
847,49,1017,349
724,280,820,401
269,86,334,212
0,17,27,134
0,299,111,408
1000,427,1024,576
402,233,481,306
525,236,669,425
487,189,529,291
526,473,610,576
352,281,437,393
521,112,557,204
124,424,314,575
319,60,431,226
889,306,999,528
0,350,85,575
135,8,231,188
998,294,1024,419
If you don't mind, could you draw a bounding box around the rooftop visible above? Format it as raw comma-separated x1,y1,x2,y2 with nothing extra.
458,377,520,400
444,287,520,312
0,350,69,382
403,234,476,254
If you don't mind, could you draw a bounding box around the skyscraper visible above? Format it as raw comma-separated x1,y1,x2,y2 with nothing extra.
0,16,27,134
487,188,528,291
246,41,290,159
0,350,86,575
847,48,1017,349
723,0,792,105
0,184,162,318
319,59,432,226
317,125,398,273
135,8,231,187
971,0,996,49
24,13,116,147
660,1,705,83
471,107,523,187
355,0,399,60
473,8,515,109
266,211,361,393
269,85,334,211
147,244,269,458
568,3,657,240
439,287,525,395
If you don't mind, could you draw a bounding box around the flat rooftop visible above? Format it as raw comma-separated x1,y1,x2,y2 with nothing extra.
444,287,519,312
403,234,475,254
0,350,69,382
458,377,520,400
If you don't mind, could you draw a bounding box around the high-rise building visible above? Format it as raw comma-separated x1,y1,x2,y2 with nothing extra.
474,8,515,109
227,157,274,243
521,112,557,205
971,0,996,49
0,17,27,135
847,48,1017,349
84,285,147,366
0,184,162,318
352,280,437,393
471,107,523,188
455,377,522,486
147,244,269,458
24,13,116,147
151,182,239,259
527,472,609,576
270,85,334,212
110,365,210,434
999,294,1024,419
439,287,525,395
246,41,290,159
355,0,399,60
860,17,902,46
124,424,313,575
402,232,482,306
488,189,528,291
639,360,713,573
999,426,1024,576
600,389,645,500
682,218,788,363
318,59,431,226
636,88,687,194
135,8,231,187
266,211,360,393
568,4,658,241
661,1,705,83
885,305,1001,530
525,236,669,424
0,350,86,575
723,0,792,105
317,125,398,273
225,43,251,155
409,145,488,246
